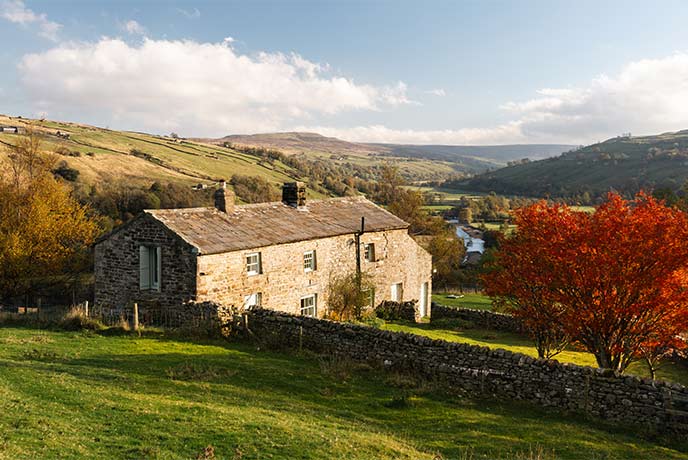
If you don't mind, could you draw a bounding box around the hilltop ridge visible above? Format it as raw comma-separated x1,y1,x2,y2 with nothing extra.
457,130,688,199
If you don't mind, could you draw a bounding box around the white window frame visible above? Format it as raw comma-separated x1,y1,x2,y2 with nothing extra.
303,250,316,272
246,252,262,276
300,294,317,317
243,292,262,309
139,245,161,291
364,243,375,262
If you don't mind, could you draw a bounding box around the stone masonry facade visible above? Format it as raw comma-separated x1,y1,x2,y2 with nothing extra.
94,214,198,312
238,308,688,435
196,228,431,317
94,210,432,320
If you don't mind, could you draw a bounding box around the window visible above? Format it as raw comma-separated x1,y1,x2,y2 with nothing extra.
243,292,262,309
303,250,317,272
139,245,161,291
391,282,403,302
364,243,375,262
246,252,262,275
300,294,317,317
363,287,376,309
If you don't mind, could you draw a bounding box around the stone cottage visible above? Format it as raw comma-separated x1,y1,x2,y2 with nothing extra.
94,182,432,321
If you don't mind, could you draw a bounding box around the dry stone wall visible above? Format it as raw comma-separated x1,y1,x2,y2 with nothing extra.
431,304,523,333
239,308,688,435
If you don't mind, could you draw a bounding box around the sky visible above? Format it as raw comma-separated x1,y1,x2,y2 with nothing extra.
3,0,688,145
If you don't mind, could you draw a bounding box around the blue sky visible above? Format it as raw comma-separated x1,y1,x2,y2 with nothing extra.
3,0,688,144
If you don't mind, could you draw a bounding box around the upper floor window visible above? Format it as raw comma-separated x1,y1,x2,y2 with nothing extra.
304,250,317,272
246,252,262,276
364,243,376,262
300,294,317,317
139,245,161,291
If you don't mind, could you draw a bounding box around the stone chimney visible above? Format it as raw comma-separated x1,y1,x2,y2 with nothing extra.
214,180,234,213
282,182,306,208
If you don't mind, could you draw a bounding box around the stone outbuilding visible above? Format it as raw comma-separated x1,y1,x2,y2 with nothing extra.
94,182,432,321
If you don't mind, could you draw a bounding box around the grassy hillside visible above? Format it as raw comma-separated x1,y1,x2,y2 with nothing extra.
459,131,688,199
201,131,465,179
202,132,574,176
0,115,311,194
0,327,686,459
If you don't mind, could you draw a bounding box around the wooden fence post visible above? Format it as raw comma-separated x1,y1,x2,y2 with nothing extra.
84,301,89,317
133,303,140,333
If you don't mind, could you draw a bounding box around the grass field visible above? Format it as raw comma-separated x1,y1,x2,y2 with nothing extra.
432,293,493,310
0,327,686,459
0,115,328,196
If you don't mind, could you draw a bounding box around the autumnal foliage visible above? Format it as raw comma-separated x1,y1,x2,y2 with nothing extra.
0,127,100,301
484,193,688,373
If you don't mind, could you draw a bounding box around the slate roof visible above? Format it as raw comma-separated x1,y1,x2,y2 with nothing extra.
146,196,409,255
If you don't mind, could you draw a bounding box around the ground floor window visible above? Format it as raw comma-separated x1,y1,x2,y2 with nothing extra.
300,294,317,317
139,245,161,291
243,292,262,309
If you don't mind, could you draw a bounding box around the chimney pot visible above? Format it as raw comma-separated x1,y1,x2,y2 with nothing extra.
282,182,306,208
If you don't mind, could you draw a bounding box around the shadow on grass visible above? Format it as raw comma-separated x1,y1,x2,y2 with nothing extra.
4,340,688,459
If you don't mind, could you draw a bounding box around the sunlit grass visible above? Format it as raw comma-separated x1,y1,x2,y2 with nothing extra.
0,327,685,459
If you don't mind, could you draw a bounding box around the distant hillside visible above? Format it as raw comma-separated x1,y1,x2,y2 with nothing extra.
370,143,575,164
201,132,574,175
458,130,688,199
0,115,305,191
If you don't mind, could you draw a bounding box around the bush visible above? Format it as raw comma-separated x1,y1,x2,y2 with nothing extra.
53,162,80,181
57,309,105,331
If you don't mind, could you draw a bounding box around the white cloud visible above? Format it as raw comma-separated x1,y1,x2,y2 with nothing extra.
121,19,146,36
15,33,688,145
0,0,61,41
426,88,446,97
176,7,200,19
18,38,411,136
306,53,688,145
497,53,688,143
296,123,525,145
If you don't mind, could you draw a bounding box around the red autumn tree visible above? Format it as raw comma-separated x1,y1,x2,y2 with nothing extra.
484,193,688,373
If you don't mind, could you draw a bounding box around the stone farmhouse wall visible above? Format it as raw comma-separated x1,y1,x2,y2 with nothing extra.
94,214,198,312
196,228,431,318
238,308,688,435
94,215,431,321
431,304,523,333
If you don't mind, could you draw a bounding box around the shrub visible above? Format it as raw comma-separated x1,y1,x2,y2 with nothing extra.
325,272,375,321
58,308,105,331
53,162,80,181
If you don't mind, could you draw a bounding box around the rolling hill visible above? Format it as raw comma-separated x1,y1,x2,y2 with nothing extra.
202,132,574,175
457,130,688,199
0,115,322,194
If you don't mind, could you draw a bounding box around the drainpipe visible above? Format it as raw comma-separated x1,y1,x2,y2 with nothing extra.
355,217,365,290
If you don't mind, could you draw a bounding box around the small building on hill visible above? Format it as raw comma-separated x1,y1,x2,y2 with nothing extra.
94,182,432,321
0,126,19,134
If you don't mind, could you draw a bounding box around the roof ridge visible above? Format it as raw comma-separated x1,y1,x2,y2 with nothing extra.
146,195,371,214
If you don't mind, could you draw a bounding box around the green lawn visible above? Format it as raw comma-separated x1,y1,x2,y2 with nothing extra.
432,293,493,310
381,321,688,386
0,327,686,459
